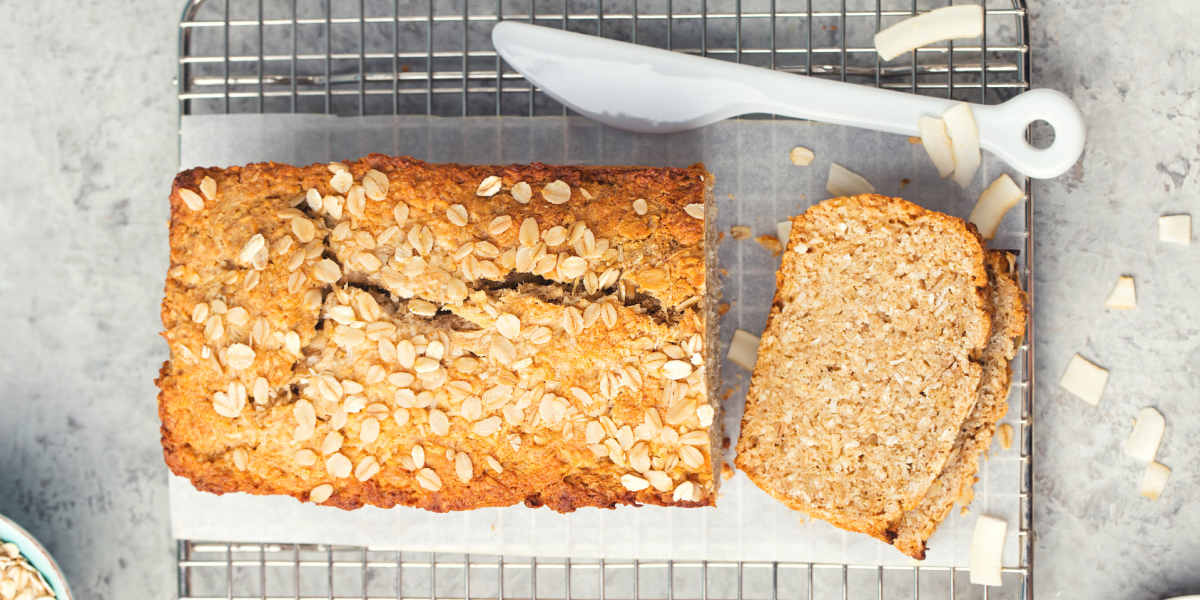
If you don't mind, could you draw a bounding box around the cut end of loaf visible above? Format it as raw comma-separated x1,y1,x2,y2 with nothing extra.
888,250,1028,559
736,194,991,541
700,173,725,496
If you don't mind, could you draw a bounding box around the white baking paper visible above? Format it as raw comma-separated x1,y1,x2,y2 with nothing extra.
172,114,1027,567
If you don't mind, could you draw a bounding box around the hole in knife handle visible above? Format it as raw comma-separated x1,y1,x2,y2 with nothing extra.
1025,119,1055,150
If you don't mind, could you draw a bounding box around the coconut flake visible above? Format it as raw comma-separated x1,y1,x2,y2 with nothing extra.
1124,407,1165,462
969,515,1007,587
1141,461,1170,500
917,116,956,178
943,103,981,188
728,329,761,372
1103,276,1137,310
776,221,793,246
874,5,984,61
1058,354,1108,406
1159,215,1191,244
969,174,1024,240
826,163,876,197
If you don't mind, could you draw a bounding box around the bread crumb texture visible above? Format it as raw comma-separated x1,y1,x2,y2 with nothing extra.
889,250,1027,558
736,194,991,543
157,154,722,513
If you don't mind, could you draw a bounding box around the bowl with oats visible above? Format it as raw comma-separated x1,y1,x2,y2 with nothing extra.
0,514,72,600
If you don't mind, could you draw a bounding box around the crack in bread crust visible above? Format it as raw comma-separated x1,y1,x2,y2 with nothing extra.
157,154,722,512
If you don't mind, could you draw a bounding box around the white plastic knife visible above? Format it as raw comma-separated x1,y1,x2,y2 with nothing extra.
492,21,1085,180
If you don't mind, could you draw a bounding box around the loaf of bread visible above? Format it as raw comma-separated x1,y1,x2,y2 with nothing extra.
157,154,722,512
889,250,1027,558
735,194,992,543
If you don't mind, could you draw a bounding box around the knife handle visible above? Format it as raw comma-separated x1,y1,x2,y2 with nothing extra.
719,63,1085,180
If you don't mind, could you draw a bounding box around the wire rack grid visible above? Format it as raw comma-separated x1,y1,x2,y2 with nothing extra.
177,0,1032,117
175,0,1035,598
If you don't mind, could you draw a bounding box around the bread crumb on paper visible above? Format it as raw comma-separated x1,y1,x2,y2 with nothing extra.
755,235,783,256
721,462,735,480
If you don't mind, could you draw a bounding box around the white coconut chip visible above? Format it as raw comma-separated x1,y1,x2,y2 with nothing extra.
1159,215,1191,245
1058,354,1108,406
776,221,793,246
968,174,1024,240
917,116,956,178
1103,276,1137,310
874,5,984,61
969,515,1007,587
826,163,876,197
1124,407,1164,463
943,103,981,188
728,329,761,372
1141,462,1170,500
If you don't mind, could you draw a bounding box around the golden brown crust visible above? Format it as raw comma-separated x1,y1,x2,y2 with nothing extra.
888,250,1028,558
735,194,991,542
158,154,720,513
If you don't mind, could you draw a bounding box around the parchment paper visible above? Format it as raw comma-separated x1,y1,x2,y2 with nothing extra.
172,114,1027,567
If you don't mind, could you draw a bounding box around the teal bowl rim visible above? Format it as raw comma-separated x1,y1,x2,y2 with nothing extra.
0,513,74,600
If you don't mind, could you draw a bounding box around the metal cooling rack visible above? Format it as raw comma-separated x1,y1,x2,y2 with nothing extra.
176,1,1036,598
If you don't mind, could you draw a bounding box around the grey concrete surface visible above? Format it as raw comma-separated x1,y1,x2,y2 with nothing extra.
0,1,182,599
0,1,1197,599
1029,2,1200,599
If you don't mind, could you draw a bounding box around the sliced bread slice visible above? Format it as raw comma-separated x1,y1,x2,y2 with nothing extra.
889,250,1028,558
735,194,991,542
